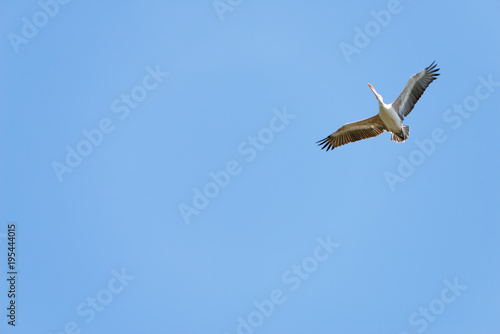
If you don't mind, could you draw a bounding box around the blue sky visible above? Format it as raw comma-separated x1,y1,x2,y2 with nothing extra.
1,1,499,333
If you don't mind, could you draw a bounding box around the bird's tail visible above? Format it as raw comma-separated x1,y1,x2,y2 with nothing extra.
391,125,410,143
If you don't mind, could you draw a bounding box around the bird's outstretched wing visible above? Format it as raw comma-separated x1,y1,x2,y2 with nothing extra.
317,115,386,151
392,61,440,120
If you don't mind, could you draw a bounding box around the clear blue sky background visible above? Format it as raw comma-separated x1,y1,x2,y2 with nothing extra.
1,1,499,333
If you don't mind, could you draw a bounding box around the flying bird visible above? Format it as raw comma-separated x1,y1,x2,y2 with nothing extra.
317,62,440,151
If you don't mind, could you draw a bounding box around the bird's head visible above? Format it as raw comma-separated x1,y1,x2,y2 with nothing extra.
368,84,384,104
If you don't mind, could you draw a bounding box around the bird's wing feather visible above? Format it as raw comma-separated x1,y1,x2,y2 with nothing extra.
392,61,440,120
317,115,386,151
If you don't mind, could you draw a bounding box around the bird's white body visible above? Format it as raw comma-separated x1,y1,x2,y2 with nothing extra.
378,103,402,133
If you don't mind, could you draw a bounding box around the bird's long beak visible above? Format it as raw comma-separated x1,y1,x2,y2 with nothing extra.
368,83,377,95
368,83,382,102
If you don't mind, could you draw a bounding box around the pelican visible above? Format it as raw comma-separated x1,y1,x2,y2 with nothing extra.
317,62,440,151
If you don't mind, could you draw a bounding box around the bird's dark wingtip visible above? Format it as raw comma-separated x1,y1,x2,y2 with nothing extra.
316,137,333,151
426,61,440,77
